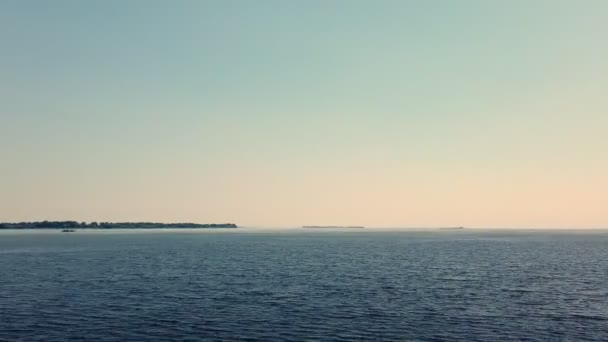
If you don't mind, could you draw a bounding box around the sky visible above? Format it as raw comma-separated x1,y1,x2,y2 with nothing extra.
1,0,607,228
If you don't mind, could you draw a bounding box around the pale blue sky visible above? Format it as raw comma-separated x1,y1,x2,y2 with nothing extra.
1,1,607,227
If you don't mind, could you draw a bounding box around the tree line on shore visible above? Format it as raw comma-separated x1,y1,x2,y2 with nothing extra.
0,221,238,229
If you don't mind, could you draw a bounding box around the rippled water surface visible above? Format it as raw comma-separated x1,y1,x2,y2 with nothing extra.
1,229,607,341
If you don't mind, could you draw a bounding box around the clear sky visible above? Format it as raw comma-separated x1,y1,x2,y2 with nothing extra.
1,1,607,228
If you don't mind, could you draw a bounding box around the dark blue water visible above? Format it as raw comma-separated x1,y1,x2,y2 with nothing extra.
1,230,607,341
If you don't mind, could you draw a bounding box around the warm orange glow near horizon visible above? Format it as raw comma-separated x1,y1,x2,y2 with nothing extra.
1,1,607,228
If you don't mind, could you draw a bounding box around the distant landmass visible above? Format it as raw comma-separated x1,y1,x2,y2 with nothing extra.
302,226,365,229
0,221,238,229
439,227,465,230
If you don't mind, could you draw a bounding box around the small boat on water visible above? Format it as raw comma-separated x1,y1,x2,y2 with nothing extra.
61,229,76,233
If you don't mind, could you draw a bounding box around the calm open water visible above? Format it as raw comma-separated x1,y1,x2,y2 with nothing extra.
1,229,607,341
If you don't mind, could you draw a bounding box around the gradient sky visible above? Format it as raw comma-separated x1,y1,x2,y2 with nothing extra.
1,1,607,228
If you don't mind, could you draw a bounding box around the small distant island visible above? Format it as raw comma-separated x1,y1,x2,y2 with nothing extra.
439,227,465,230
302,226,365,229
0,221,238,229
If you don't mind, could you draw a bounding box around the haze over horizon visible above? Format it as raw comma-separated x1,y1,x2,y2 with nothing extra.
1,1,607,228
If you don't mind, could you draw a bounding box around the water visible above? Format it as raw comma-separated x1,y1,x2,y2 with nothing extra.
1,229,607,341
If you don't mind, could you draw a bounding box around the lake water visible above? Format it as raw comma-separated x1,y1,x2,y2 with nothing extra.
1,229,607,341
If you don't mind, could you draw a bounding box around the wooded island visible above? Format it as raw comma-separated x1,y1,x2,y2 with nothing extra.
0,221,238,229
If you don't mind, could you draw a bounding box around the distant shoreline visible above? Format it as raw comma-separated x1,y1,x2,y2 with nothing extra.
0,221,238,229
302,226,365,229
